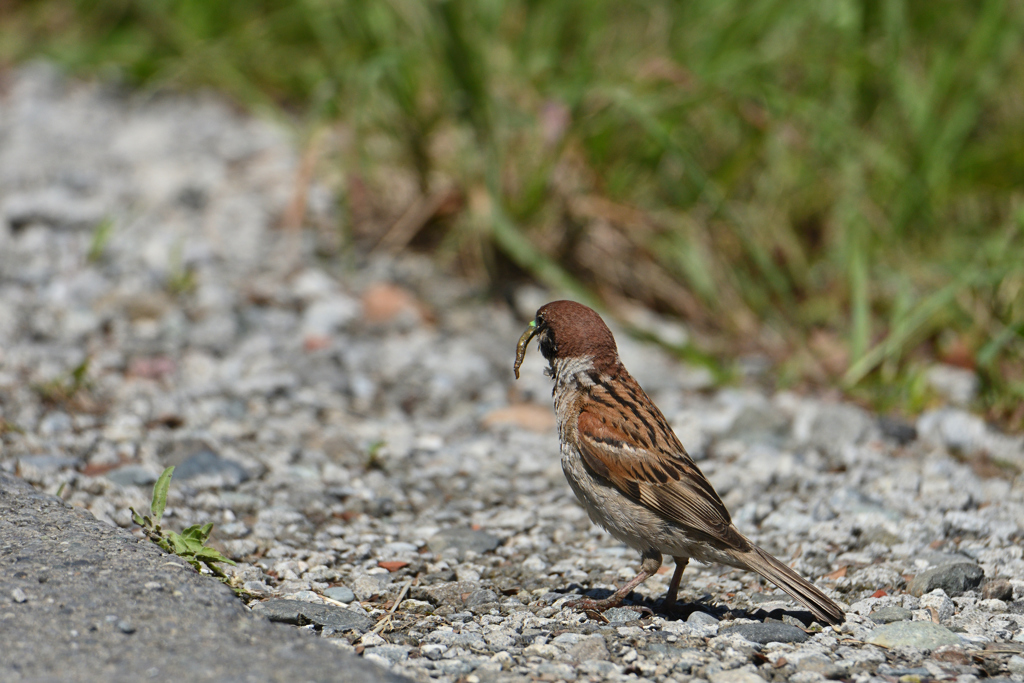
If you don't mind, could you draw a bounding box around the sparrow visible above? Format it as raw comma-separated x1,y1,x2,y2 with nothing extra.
514,300,844,626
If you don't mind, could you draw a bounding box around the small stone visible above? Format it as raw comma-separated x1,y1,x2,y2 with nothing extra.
427,528,501,559
361,283,422,326
709,669,766,683
577,660,622,676
377,561,408,572
11,588,28,603
359,632,386,647
301,297,359,338
348,573,390,601
919,590,955,622
983,579,1014,601
909,562,984,597
864,621,962,649
721,622,808,644
116,619,135,634
484,630,515,649
252,598,375,633
688,611,720,626
399,599,433,614
878,416,917,445
38,411,73,436
1007,655,1024,677
567,634,608,661
979,598,1007,612
878,664,932,678
931,645,970,665
413,581,483,607
16,454,81,472
431,660,474,676
105,464,159,487
725,402,790,445
464,589,499,607
174,449,249,486
323,586,356,603
925,364,978,406
242,581,271,596
421,644,446,660
869,605,913,624
363,644,409,664
789,672,827,683
807,403,871,455
536,662,577,680
491,650,513,669
917,409,988,455
602,607,641,623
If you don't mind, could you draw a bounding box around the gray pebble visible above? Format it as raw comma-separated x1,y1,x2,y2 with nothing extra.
464,589,498,607
364,644,410,664
323,586,356,604
171,448,250,487
982,579,1014,601
864,621,962,649
869,605,913,624
105,465,158,488
427,528,501,559
602,607,642,623
877,416,917,444
16,454,81,472
251,599,374,633
878,664,932,678
909,562,984,597
721,622,808,644
687,611,720,626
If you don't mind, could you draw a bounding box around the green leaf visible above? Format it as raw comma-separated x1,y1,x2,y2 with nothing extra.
71,358,89,386
195,546,236,566
151,466,175,522
167,531,193,556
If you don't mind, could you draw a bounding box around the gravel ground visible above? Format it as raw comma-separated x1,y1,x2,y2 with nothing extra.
2,64,1024,683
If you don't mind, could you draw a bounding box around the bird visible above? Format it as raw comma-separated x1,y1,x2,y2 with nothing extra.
514,300,844,626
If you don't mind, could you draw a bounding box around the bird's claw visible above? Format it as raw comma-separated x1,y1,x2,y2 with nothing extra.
566,596,654,618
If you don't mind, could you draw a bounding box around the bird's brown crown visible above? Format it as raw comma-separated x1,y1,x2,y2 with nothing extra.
534,301,619,370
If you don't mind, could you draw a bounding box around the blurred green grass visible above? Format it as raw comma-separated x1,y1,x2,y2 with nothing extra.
4,0,1024,426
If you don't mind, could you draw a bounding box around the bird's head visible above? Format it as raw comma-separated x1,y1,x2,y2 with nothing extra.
514,300,619,378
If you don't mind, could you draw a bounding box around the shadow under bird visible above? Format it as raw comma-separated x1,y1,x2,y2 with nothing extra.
514,300,844,626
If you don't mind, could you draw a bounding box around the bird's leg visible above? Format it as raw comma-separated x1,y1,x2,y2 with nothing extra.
568,552,661,612
664,556,689,609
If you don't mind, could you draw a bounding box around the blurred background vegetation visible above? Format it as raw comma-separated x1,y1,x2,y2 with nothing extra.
3,0,1024,427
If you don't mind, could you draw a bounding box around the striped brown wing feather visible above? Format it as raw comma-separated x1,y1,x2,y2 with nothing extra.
576,373,747,550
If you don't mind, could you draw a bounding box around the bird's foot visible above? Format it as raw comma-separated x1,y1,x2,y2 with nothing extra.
565,596,621,612
566,596,653,617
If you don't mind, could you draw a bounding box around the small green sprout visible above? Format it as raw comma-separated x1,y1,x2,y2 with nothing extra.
130,466,236,580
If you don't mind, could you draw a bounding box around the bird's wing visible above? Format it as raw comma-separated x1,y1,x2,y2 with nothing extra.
576,372,748,550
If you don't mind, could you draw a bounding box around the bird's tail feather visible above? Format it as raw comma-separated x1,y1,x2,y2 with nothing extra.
736,545,845,626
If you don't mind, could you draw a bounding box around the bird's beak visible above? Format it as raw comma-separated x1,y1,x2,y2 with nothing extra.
514,320,538,380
